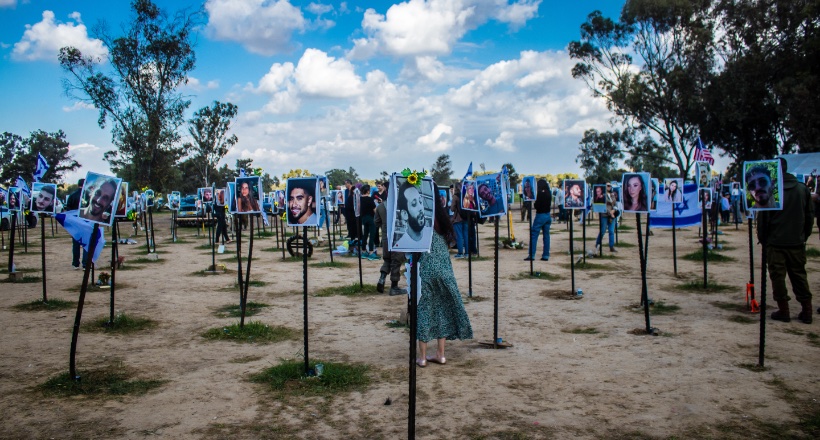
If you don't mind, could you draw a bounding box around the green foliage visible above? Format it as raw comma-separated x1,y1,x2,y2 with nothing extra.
314,283,380,297
202,321,298,343
325,167,360,188
682,248,735,262
430,154,454,185
677,280,733,292
500,162,519,187
182,101,238,188
576,129,626,183
250,360,370,396
213,302,269,318
13,298,75,311
38,363,166,397
0,130,80,186
83,312,157,333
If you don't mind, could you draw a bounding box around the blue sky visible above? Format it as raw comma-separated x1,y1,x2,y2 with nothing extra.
0,0,649,185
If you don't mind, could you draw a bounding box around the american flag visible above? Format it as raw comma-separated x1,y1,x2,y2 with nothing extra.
694,137,714,165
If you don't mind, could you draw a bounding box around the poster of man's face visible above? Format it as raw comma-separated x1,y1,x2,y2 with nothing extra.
563,179,586,210
663,178,684,203
460,180,478,211
286,177,320,226
114,182,129,217
476,173,507,217
591,184,607,213
30,182,57,214
522,176,536,202
234,177,262,214
387,174,434,252
743,159,783,211
699,188,713,209
199,187,214,205
696,162,711,188
79,171,122,227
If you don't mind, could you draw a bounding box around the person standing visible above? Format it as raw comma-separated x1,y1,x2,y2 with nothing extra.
359,184,378,259
343,179,357,241
66,178,87,269
525,179,552,261
595,182,618,253
451,185,467,258
214,204,231,244
757,158,814,323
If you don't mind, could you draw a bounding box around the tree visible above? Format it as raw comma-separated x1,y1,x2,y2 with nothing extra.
59,0,201,188
624,133,678,179
325,167,360,188
500,162,519,187
576,129,626,183
281,169,313,180
0,130,81,186
430,154,453,184
183,101,238,187
569,2,714,177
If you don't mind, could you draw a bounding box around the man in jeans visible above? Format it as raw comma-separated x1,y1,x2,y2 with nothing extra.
66,178,88,269
595,182,618,253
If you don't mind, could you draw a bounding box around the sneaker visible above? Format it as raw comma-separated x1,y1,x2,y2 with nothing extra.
454,254,464,259
540,257,549,261
389,287,407,296
609,247,618,253
72,265,80,270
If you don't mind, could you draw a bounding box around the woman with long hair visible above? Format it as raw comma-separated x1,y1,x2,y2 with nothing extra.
665,179,681,203
525,179,552,261
416,186,473,367
623,174,648,212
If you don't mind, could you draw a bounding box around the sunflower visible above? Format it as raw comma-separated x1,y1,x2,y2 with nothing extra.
407,173,419,185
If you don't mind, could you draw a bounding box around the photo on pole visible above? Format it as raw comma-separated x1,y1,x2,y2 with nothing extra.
145,189,155,207
234,176,262,214
286,177,320,227
696,162,711,189
113,182,129,217
387,173,434,252
227,182,238,214
168,192,180,211
460,180,478,212
438,187,449,209
743,159,784,211
698,188,713,209
591,184,607,213
79,171,123,227
0,186,7,208
199,187,214,206
562,179,586,210
335,189,344,207
475,172,508,217
30,182,58,215
8,187,21,212
214,189,225,207
663,178,684,204
650,178,659,211
353,187,362,218
621,173,651,214
521,176,536,202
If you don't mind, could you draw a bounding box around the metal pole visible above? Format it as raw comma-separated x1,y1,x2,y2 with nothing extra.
702,195,708,288
758,243,768,367
493,218,500,345
467,213,473,298
528,204,533,275
636,214,651,333
303,225,310,375
41,214,47,302
569,215,575,295
109,223,118,324
408,252,420,440
69,224,101,381
672,206,677,277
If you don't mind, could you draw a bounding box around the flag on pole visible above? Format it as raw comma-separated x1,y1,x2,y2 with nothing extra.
55,210,106,263
16,176,30,196
462,162,473,181
33,153,49,182
239,168,246,177
694,137,715,165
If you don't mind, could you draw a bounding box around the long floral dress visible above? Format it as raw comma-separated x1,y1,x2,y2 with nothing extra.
417,233,473,342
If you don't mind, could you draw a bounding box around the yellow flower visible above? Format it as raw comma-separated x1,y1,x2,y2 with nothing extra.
408,173,418,185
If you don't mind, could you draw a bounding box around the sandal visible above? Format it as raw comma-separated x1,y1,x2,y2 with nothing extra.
426,355,446,365
416,358,427,368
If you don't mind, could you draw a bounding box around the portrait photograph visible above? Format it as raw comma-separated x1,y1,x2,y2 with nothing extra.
286,177,320,227
8,187,22,212
521,176,536,202
663,178,684,203
591,184,607,213
168,192,181,211
227,182,238,214
476,172,508,218
650,178,659,211
353,187,362,218
0,187,7,208
132,191,142,213
699,188,713,209
79,171,123,227
328,190,339,207
387,173,434,252
199,187,214,205
621,173,651,214
335,189,345,206
234,176,262,214
114,182,129,217
743,159,783,211
213,189,225,206
30,183,57,214
145,189,155,207
460,180,478,212
696,161,711,189
563,179,586,210
611,185,621,204
274,189,285,214
438,188,449,209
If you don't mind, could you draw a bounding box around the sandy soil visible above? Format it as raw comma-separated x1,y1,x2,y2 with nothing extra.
0,210,819,439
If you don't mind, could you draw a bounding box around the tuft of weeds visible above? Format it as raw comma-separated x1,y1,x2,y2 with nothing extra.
677,280,734,292
213,302,269,318
249,360,370,397
729,315,757,324
806,247,820,258
83,312,157,333
561,261,615,271
2,275,42,283
310,261,352,268
562,327,599,334
709,301,748,313
129,257,164,264
614,241,636,248
738,363,768,372
651,301,680,315
509,271,562,281
682,248,736,262
260,247,283,252
12,298,75,311
386,320,408,329
314,283,379,297
202,321,298,344
38,362,166,397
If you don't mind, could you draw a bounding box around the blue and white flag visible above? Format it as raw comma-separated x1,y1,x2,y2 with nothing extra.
239,168,246,177
33,153,49,182
462,162,473,181
56,210,106,263
16,176,30,196
649,183,702,228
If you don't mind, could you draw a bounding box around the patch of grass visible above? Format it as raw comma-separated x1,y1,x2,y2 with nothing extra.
729,315,757,324
540,289,584,300
256,231,277,238
202,321,298,344
1,275,43,283
677,280,733,292
261,247,284,252
114,264,146,271
614,241,635,248
806,247,820,258
783,328,806,336
195,243,220,250
386,320,408,329
129,257,164,264
214,302,269,318
509,271,561,281
682,248,736,262
168,239,192,244
560,261,615,271
249,360,370,397
314,283,379,297
219,280,267,290
220,255,259,262
310,261,352,268
83,312,157,334
807,333,820,348
738,363,768,372
709,301,748,313
230,355,263,364
12,298,75,311
629,300,680,315
38,362,166,397
561,327,599,334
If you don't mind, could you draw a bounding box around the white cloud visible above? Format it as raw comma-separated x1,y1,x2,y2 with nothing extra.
185,77,220,92
294,49,363,98
0,0,17,8
306,3,333,15
62,102,95,112
205,0,306,56
493,0,540,29
69,142,100,152
485,131,516,151
417,122,453,152
12,11,107,62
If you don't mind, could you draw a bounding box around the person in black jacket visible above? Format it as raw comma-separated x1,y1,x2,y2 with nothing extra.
66,178,87,269
525,179,552,261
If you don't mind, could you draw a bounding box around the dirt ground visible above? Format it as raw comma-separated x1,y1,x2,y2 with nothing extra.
0,209,819,439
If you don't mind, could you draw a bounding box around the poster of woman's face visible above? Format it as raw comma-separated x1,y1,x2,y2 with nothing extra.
8,187,21,211
476,173,508,217
318,176,328,194
438,188,449,209
214,188,226,206
335,189,344,206
79,171,123,227
563,179,586,210
522,176,536,202
621,173,651,213
743,159,783,211
663,178,684,203
461,180,478,211
227,182,237,214
30,183,57,214
235,177,262,214
387,174,434,252
698,188,713,209
696,162,711,188
199,187,214,205
650,178,659,211
114,182,129,217
591,184,607,213
286,177,320,227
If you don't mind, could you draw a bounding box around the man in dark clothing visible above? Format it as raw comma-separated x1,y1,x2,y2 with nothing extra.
343,179,357,240
757,158,815,323
66,178,88,269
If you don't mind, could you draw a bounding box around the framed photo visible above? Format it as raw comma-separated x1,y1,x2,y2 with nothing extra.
273,189,284,214
144,189,155,207
650,178,659,211
698,188,713,209
460,180,478,212
521,176,536,202
353,187,362,217
563,179,586,210
0,186,7,208
743,159,783,211
663,178,684,203
591,184,607,213
286,177,320,226
696,161,711,189
168,192,180,211
114,182,129,217
30,182,58,214
621,173,651,214
132,191,142,213
476,173,508,217
334,189,344,206
211,189,224,206
234,176,262,214
78,171,123,227
227,182,237,214
8,187,22,211
438,187,450,209
199,187,214,205
387,173,434,252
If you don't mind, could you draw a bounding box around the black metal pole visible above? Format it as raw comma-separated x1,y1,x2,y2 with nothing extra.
467,213,473,298
582,211,587,264
357,216,363,288
109,223,118,324
241,219,254,328
143,208,151,253
408,252,419,440
280,214,286,260
636,214,651,332
493,217,500,346
236,217,244,307
8,213,16,272
325,198,334,263
148,206,156,253
40,214,47,302
303,225,310,376
672,206,677,277
702,195,708,288
748,218,755,287
569,214,575,295
69,223,100,381
528,205,533,275
210,209,216,271
23,217,28,253
598,214,603,258
758,243,767,367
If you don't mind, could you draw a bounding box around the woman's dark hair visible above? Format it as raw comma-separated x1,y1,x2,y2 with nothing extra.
534,179,551,212
623,174,647,209
434,184,454,239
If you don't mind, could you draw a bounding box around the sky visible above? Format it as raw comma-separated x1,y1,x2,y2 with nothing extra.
0,0,726,186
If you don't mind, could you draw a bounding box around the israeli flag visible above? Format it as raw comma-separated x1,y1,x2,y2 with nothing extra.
33,153,49,182
462,162,473,181
649,183,702,229
56,210,106,263
239,168,246,177
16,176,30,196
